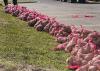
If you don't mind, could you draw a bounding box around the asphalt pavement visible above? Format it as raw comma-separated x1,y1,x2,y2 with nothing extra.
17,0,100,31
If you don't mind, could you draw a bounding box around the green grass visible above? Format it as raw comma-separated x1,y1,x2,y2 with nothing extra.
0,6,70,71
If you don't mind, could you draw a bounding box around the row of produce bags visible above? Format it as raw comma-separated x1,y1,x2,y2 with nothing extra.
4,4,100,71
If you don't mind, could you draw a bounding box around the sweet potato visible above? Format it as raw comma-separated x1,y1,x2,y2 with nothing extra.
65,37,78,53
43,23,51,33
35,24,44,31
67,56,82,66
28,18,38,27
76,64,89,71
56,36,67,43
34,20,42,28
12,10,20,17
88,65,97,71
53,43,67,51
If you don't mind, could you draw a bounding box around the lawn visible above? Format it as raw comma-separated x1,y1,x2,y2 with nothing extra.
0,5,70,71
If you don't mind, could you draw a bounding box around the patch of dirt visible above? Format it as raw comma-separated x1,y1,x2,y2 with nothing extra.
0,64,51,71
0,64,5,71
17,64,48,71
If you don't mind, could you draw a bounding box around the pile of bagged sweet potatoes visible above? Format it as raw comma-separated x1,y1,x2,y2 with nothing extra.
4,4,100,71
